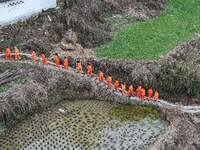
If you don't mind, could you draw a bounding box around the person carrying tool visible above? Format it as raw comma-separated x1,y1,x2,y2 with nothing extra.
14,47,20,61
128,85,134,98
5,48,11,60
98,71,104,81
154,90,159,101
76,60,83,73
87,63,93,76
41,53,48,65
106,74,112,88
54,53,60,69
148,87,153,101
114,80,120,92
63,57,69,70
32,51,37,64
121,83,126,96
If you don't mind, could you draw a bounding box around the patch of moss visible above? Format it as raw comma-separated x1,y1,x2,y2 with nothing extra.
110,105,158,122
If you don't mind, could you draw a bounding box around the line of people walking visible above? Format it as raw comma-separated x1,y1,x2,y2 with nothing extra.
4,47,159,101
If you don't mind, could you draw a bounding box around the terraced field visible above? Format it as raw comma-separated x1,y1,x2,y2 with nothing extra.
0,100,167,150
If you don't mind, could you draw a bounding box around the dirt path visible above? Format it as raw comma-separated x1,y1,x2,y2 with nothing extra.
0,52,200,115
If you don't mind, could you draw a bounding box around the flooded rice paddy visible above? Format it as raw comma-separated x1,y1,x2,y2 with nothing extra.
0,100,168,150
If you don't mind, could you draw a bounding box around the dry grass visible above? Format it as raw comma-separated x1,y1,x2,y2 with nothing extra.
0,80,47,123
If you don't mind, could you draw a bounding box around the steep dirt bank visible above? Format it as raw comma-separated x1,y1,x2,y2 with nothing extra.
0,0,166,54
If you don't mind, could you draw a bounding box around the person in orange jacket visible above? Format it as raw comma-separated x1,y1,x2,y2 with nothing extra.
63,56,69,70
148,87,153,101
76,60,83,73
5,48,11,60
114,80,120,92
54,53,60,69
41,53,48,65
98,71,104,81
137,85,142,99
87,63,93,77
106,74,112,88
32,51,37,64
141,88,146,101
128,85,134,98
14,47,20,61
121,83,126,96
154,90,159,101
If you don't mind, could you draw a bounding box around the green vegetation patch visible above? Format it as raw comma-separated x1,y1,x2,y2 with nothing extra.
96,0,200,60
110,105,159,122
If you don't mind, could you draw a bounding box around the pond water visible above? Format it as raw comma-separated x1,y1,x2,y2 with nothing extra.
0,100,168,150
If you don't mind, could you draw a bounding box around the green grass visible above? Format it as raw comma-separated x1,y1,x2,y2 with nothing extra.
95,0,200,60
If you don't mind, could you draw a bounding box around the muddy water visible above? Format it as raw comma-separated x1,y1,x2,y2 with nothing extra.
0,100,168,150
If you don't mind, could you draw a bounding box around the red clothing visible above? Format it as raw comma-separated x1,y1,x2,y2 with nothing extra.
87,65,93,76
154,91,159,101
128,85,134,97
41,54,48,65
148,88,153,101
106,76,112,88
5,48,11,60
63,58,69,70
137,86,142,99
32,51,37,64
76,62,83,73
98,71,104,81
114,80,120,92
141,88,146,100
54,55,60,69
121,84,126,96
15,48,20,61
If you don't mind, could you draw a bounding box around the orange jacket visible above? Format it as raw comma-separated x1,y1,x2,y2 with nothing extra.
128,85,134,97
63,58,69,70
137,86,142,98
15,47,20,60
141,88,146,100
76,62,83,73
5,48,11,60
98,71,104,81
154,90,159,101
148,88,153,101
32,51,37,64
106,76,112,88
114,80,120,92
87,65,93,76
121,84,126,96
41,54,48,65
54,55,60,68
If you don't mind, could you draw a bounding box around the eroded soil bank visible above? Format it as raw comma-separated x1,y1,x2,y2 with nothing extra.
0,0,166,54
78,35,200,105
0,100,167,150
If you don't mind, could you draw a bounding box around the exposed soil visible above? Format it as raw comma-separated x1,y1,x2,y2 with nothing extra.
0,0,166,54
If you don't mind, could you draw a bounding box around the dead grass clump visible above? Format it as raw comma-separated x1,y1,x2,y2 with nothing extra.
0,80,47,123
157,60,200,98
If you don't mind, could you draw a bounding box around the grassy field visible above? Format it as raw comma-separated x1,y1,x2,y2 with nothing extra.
95,0,200,60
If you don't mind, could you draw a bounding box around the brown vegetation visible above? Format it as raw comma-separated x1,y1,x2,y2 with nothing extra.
0,0,166,55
